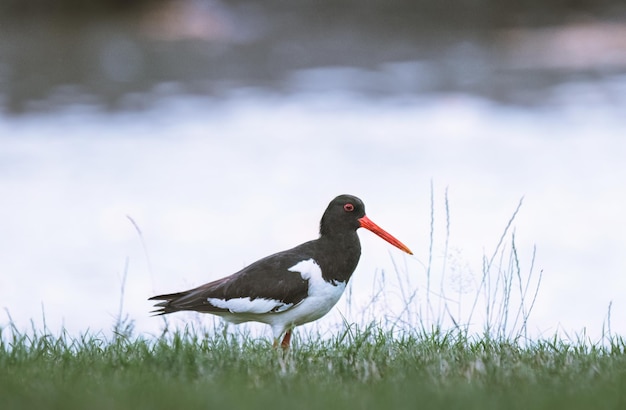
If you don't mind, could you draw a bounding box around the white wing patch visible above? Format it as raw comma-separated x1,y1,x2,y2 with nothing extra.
207,297,292,314
288,259,322,281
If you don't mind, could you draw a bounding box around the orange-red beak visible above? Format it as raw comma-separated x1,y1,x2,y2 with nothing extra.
358,215,413,255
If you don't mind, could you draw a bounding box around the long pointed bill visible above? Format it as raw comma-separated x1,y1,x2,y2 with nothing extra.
358,215,413,255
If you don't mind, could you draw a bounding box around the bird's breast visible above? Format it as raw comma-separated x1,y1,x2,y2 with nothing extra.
285,258,348,324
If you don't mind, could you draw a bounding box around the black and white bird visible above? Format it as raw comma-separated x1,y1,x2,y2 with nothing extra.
149,194,413,349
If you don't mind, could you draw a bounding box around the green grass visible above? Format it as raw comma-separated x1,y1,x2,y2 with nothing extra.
2,324,626,410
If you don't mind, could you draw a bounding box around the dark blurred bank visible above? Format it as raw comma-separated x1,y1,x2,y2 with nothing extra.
1,0,625,113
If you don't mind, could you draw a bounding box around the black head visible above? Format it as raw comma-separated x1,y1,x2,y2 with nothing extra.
319,194,365,236
319,194,413,255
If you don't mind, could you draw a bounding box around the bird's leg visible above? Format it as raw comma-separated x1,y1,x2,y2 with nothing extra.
274,329,293,373
280,329,292,350
272,327,293,354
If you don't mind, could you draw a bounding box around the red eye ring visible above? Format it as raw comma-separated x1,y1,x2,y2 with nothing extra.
344,203,354,212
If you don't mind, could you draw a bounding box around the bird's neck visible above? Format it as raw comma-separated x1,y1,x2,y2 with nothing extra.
316,231,361,283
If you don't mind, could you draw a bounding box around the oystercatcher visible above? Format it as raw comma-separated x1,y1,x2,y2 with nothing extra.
149,194,412,349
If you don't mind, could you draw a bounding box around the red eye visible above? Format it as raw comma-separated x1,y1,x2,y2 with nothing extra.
344,203,354,212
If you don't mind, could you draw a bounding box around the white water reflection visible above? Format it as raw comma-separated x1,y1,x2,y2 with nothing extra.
1,83,625,342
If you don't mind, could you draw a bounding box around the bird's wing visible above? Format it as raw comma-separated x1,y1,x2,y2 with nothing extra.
150,244,315,315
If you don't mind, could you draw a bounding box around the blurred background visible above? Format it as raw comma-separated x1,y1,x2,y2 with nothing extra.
1,0,625,341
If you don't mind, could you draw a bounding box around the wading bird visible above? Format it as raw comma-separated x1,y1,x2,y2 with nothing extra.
149,194,413,349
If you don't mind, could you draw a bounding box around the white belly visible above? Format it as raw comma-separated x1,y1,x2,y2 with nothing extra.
270,280,346,327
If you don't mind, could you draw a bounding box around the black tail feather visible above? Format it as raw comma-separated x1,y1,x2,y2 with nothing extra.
148,291,188,316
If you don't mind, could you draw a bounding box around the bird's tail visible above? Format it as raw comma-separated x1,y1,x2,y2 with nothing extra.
148,291,189,316
149,276,231,315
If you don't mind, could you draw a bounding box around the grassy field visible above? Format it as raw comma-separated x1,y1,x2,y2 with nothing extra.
1,323,626,410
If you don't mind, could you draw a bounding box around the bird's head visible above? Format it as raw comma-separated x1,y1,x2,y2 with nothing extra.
320,194,413,255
